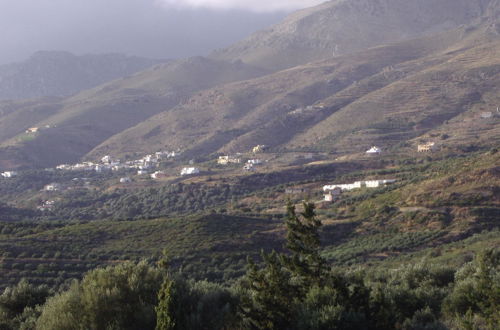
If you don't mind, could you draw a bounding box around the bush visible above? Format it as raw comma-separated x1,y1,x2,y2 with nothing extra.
37,261,163,330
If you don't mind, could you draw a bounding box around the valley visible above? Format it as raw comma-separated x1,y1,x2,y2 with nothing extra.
0,0,499,328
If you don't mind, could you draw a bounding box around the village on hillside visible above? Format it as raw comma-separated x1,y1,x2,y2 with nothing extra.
0,141,436,214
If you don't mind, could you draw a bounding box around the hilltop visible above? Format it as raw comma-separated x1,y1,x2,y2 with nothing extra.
211,0,493,70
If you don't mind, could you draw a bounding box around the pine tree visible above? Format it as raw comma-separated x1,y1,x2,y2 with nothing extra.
241,252,298,329
241,201,326,329
283,201,326,291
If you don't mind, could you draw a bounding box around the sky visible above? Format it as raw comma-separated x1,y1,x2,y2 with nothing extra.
0,0,324,65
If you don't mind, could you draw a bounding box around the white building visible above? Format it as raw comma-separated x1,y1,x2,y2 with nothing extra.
323,179,396,192
180,167,200,176
56,164,71,170
218,156,241,165
1,171,18,178
120,177,132,183
364,179,397,188
366,146,382,154
137,170,149,175
480,112,493,119
418,142,436,152
101,155,113,164
323,181,363,192
44,183,62,191
247,159,262,165
151,171,167,179
243,163,255,172
324,187,342,202
252,145,267,153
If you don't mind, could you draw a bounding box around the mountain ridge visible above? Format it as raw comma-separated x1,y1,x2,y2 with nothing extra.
0,51,164,100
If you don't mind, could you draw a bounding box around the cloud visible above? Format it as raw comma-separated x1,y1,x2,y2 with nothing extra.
0,0,287,64
157,0,325,12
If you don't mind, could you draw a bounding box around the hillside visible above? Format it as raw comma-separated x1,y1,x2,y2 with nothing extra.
0,148,498,288
1,0,499,170
211,0,494,70
91,23,500,159
0,51,162,100
0,57,266,169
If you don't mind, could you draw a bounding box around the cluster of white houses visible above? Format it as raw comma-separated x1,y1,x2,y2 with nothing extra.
217,154,264,172
56,151,177,174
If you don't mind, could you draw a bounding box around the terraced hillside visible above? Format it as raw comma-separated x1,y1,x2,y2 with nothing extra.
211,0,494,70
2,0,500,170
92,23,500,159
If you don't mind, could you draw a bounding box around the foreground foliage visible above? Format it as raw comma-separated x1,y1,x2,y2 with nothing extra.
0,203,498,329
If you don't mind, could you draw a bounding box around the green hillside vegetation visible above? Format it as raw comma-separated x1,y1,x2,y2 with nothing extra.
1,149,497,291
0,204,498,330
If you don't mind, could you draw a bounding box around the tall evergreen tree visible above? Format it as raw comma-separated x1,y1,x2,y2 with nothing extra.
241,201,326,329
241,252,298,329
283,201,326,291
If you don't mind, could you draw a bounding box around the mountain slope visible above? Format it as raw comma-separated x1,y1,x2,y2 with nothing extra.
211,0,493,70
0,51,162,100
91,22,500,159
2,0,500,170
0,57,267,169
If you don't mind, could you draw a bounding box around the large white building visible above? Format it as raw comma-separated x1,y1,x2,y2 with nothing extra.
323,179,396,192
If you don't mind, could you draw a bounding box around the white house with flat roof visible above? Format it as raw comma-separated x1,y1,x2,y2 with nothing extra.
180,167,200,176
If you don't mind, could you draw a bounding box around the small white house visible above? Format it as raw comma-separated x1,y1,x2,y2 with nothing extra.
101,155,113,164
25,127,39,133
324,187,342,202
56,164,71,170
480,112,493,119
180,167,200,176
137,170,149,175
120,177,132,183
1,171,18,178
247,159,262,165
44,183,62,191
151,171,167,179
418,142,436,152
366,146,382,154
218,156,241,165
252,145,267,153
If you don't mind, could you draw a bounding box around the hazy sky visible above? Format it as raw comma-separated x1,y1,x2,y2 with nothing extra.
0,0,324,65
